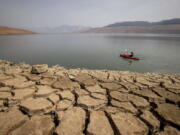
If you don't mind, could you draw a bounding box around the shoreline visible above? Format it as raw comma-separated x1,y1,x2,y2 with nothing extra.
0,59,180,134
0,59,180,75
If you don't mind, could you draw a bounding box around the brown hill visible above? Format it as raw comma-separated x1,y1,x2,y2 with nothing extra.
0,26,35,35
81,24,180,34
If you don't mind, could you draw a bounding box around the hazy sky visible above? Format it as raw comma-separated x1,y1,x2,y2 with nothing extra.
0,0,180,28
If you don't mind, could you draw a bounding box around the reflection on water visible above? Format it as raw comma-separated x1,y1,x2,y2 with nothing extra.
0,33,180,73
128,60,133,65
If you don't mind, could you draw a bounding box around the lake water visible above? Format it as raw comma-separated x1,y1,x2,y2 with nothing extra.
0,33,180,74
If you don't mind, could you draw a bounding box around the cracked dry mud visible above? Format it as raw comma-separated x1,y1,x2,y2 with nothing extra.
0,60,180,135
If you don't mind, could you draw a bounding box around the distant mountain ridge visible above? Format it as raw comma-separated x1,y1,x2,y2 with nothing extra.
106,18,180,27
26,25,91,33
0,26,35,35
81,18,180,34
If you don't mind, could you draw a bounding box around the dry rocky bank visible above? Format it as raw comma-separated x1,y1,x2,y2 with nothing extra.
0,59,179,135
0,26,35,35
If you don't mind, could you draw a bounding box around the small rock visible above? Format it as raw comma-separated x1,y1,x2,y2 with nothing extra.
31,64,48,74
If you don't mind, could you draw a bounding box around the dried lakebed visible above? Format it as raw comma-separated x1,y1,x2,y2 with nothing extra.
0,59,180,135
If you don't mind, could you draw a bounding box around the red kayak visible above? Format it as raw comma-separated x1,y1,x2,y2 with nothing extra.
120,54,140,60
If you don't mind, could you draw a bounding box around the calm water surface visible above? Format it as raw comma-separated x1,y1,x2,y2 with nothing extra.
0,33,180,73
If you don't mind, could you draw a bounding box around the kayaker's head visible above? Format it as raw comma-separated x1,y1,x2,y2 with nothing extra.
130,52,134,57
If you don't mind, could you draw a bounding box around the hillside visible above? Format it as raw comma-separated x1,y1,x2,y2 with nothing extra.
0,26,35,35
29,25,91,34
81,18,180,34
106,18,180,27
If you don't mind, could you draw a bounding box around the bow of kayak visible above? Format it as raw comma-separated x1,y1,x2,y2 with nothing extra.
120,54,140,60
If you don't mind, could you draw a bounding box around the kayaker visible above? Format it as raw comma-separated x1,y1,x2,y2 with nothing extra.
129,52,134,57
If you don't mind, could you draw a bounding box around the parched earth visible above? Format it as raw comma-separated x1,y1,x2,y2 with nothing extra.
0,59,180,135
